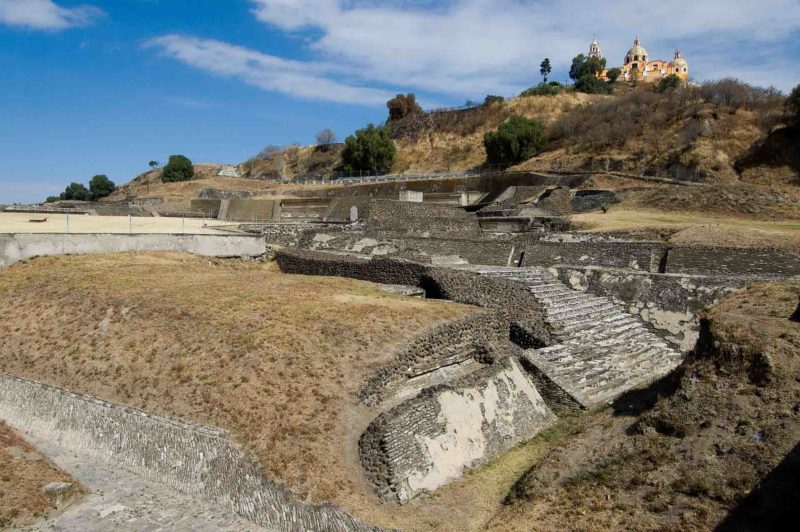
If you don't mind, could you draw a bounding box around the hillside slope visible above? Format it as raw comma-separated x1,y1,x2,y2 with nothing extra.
490,280,800,531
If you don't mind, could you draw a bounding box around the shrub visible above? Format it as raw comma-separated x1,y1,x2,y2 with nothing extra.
315,128,337,148
788,84,800,122
606,68,622,84
88,174,115,200
657,74,682,93
341,124,396,174
484,95,505,105
575,74,612,95
161,155,194,183
61,182,90,201
256,145,283,160
521,83,563,97
484,115,547,165
45,196,60,203
699,78,762,113
387,93,422,121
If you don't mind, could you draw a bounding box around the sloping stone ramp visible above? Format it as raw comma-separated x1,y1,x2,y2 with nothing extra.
475,267,684,409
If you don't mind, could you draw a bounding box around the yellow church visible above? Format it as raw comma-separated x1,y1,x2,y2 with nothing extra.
591,37,689,83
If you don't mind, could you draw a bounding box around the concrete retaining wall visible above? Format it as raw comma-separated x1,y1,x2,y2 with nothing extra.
0,233,266,267
358,358,555,503
0,373,379,531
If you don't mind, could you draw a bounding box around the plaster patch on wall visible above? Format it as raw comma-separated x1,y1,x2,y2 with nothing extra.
407,388,488,494
360,358,554,503
352,238,380,252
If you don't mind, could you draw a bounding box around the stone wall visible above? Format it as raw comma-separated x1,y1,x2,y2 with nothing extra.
274,248,552,344
358,311,509,406
300,230,800,278
0,233,266,267
367,200,481,239
358,358,555,503
0,373,380,531
666,246,800,277
553,265,755,351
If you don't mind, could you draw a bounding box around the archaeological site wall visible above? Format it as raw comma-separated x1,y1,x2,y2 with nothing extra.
300,229,800,277
367,200,481,239
359,358,555,503
553,266,755,351
0,233,266,267
0,374,380,531
275,248,552,344
358,310,510,406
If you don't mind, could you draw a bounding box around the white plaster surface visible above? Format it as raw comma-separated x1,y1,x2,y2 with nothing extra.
405,360,552,496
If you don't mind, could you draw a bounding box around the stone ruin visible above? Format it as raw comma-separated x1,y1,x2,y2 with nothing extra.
270,185,800,505
2,178,799,527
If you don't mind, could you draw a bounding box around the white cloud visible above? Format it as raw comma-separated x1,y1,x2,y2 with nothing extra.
147,1,800,105
0,0,103,30
145,35,395,106
250,0,800,93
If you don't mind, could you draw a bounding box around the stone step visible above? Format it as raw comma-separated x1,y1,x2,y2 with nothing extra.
547,302,618,322
545,297,615,316
538,292,591,305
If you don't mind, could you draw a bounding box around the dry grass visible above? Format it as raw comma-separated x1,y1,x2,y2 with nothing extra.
572,205,800,252
392,93,601,174
0,421,81,528
0,253,473,511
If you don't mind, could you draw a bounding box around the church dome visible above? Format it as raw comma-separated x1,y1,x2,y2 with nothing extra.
625,37,648,64
670,49,688,68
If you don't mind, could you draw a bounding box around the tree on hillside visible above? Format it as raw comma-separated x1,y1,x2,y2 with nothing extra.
569,54,587,81
484,95,505,105
606,68,622,84
630,64,640,88
256,145,283,160
89,174,115,200
569,54,607,81
161,155,194,183
657,74,682,93
315,128,337,150
575,74,612,94
484,115,547,165
61,182,91,201
341,124,396,174
387,93,422,121
787,84,800,123
540,58,552,83
148,160,160,170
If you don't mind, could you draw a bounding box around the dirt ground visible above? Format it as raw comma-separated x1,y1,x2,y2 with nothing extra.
489,281,800,531
0,421,82,528
0,212,233,234
0,253,478,523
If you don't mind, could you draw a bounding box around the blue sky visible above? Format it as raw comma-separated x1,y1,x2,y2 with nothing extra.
1,0,799,203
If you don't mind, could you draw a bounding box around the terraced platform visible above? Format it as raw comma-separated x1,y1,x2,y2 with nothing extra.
474,267,684,409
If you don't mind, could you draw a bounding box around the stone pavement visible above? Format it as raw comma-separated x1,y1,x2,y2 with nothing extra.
17,430,268,532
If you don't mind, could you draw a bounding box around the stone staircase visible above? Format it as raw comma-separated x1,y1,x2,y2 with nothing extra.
217,165,239,178
476,267,684,409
